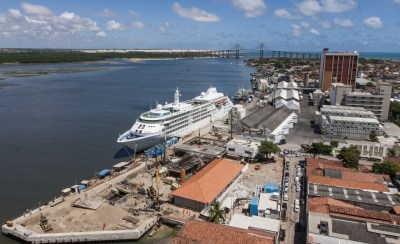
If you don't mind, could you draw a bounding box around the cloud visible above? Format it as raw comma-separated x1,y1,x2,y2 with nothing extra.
232,0,267,18
297,0,356,16
300,21,310,28
128,10,140,17
274,8,301,19
363,16,383,29
297,0,322,16
172,3,220,22
106,20,127,31
156,22,174,33
96,31,107,37
292,29,302,37
291,24,301,30
21,2,53,16
318,19,331,29
131,21,146,28
309,28,320,35
0,7,101,41
56,12,100,32
334,18,354,27
321,0,357,13
98,8,117,17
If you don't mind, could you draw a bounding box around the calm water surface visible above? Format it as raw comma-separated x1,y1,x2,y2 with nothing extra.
0,58,254,243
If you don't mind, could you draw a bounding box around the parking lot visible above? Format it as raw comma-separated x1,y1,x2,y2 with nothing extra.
283,93,321,150
279,155,307,244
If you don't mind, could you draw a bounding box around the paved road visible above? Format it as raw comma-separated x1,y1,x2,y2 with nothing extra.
284,94,321,150
281,156,307,244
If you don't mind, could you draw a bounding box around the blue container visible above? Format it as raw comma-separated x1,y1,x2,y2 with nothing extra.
249,196,259,216
265,182,280,193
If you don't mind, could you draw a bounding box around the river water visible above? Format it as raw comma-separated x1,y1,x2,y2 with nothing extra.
0,58,254,243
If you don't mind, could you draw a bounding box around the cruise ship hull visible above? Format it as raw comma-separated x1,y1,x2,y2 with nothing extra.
117,87,232,153
117,107,229,152
117,132,165,152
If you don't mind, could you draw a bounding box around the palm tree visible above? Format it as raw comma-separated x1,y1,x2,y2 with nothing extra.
208,201,226,224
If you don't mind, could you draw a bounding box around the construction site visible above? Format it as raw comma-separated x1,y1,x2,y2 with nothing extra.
2,116,242,243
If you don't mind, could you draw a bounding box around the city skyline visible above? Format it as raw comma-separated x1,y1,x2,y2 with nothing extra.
0,0,400,52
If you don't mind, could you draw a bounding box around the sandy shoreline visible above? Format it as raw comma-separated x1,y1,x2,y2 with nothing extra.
127,58,176,63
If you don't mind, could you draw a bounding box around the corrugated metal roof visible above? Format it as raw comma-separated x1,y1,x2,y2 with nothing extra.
241,106,294,132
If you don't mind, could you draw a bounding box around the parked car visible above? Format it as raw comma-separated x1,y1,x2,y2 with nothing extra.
295,176,300,182
295,222,301,231
270,193,280,201
284,186,289,192
279,229,286,241
283,193,288,201
296,186,301,192
284,182,289,187
294,204,300,213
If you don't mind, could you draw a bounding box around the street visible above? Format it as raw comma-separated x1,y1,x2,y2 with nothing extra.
280,155,307,244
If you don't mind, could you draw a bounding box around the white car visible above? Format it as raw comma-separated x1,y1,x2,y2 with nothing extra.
284,182,289,187
284,186,289,192
294,204,300,213
283,193,288,201
296,186,301,192
294,199,300,205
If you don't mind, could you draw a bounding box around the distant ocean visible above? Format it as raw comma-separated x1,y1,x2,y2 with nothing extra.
240,50,400,61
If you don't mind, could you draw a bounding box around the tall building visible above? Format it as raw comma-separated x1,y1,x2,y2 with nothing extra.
344,82,392,121
319,48,359,91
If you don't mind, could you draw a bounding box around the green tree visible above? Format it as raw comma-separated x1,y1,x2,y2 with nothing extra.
339,146,361,168
370,130,378,142
258,140,281,159
372,161,400,177
388,148,397,158
330,140,339,148
208,201,226,224
306,142,333,157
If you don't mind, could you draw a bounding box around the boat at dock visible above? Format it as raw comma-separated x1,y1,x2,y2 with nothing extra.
117,86,233,152
233,87,252,101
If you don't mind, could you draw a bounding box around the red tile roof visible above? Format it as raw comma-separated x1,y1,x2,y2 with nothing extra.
172,220,275,244
306,157,389,192
308,197,400,225
171,159,244,204
308,197,361,214
393,206,400,215
308,175,389,192
340,171,385,184
306,157,344,177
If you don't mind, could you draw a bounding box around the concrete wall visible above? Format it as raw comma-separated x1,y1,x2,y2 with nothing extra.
173,196,205,212
2,217,158,243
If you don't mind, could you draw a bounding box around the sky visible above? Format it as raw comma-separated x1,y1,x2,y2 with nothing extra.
0,0,399,52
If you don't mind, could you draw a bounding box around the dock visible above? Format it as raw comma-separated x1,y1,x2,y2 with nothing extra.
2,97,260,243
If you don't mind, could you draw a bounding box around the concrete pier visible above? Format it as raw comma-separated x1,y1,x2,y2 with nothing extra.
2,217,157,243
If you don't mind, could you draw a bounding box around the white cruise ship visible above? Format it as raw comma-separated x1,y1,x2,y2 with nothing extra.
117,87,233,152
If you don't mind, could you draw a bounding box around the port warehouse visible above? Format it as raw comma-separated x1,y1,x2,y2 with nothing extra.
233,106,298,144
171,159,246,212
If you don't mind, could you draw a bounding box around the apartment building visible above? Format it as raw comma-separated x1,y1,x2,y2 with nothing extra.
317,105,382,139
344,82,392,121
319,48,359,91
